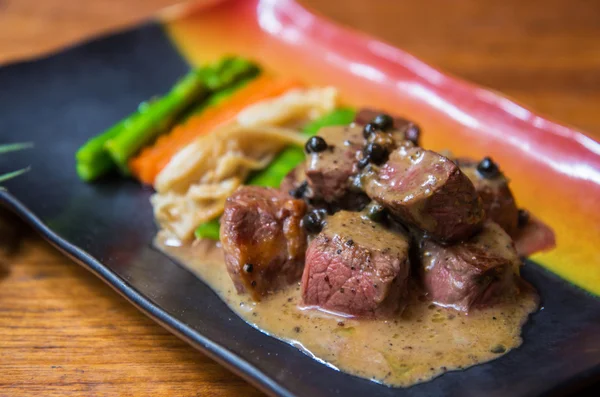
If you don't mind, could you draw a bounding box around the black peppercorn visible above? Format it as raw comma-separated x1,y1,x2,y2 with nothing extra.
302,209,326,234
305,136,328,153
363,122,379,139
373,114,394,131
364,142,388,165
289,180,308,199
517,209,529,228
477,157,500,179
243,263,254,273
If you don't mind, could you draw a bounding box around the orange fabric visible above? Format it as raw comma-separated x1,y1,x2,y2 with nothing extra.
129,76,303,185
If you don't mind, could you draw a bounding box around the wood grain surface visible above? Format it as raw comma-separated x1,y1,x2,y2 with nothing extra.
0,1,599,396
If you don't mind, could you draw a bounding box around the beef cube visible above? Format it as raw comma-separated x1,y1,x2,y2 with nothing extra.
305,125,367,208
364,145,485,242
220,186,307,300
457,158,519,236
354,108,420,146
301,211,411,317
513,214,556,257
420,221,520,312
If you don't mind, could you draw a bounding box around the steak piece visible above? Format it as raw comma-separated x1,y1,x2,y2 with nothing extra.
513,214,556,257
458,158,519,236
457,158,555,256
364,145,485,242
354,108,420,146
305,125,368,209
220,186,307,301
305,125,362,203
301,211,411,317
420,221,520,312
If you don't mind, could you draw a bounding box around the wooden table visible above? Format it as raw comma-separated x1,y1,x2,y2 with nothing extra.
0,1,598,395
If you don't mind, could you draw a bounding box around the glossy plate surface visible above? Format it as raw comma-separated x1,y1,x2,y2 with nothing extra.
0,2,599,396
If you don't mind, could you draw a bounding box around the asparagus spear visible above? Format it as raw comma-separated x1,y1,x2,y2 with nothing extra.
194,218,221,240
247,147,305,188
104,58,260,169
247,107,356,187
103,71,208,168
194,108,356,240
180,74,259,122
203,57,260,91
75,116,134,180
302,107,356,136
76,57,259,181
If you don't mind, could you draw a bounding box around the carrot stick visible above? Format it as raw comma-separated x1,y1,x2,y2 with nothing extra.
128,76,303,185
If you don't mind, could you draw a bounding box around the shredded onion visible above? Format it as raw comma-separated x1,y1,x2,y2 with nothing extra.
151,87,338,240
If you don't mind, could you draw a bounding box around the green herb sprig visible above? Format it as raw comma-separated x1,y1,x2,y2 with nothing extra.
0,143,33,185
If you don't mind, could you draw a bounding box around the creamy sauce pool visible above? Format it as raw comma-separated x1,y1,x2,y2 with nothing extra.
156,233,538,388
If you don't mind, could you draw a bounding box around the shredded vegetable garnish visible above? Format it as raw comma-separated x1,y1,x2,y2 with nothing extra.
129,76,303,185
151,87,339,240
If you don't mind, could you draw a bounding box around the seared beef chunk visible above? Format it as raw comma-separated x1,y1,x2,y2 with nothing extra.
305,125,368,209
457,158,556,255
221,186,307,300
301,211,411,317
458,158,519,236
364,145,485,242
513,215,556,257
420,221,520,312
355,108,420,146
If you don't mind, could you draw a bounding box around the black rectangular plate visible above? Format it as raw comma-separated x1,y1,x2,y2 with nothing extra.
0,23,599,397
